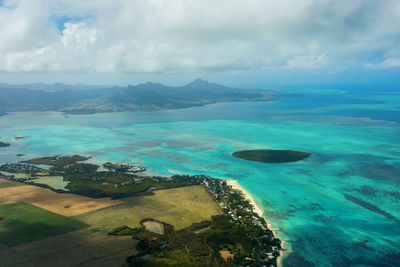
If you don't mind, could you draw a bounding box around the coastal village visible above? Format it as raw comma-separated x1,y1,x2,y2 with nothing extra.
103,162,146,173
0,163,49,177
203,177,282,266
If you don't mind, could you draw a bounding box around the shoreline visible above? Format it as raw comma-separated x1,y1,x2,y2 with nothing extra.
225,179,290,267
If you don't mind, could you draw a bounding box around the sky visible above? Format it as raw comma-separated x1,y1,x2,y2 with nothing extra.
0,0,400,88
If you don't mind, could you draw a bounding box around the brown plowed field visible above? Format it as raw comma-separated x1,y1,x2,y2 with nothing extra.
0,185,122,216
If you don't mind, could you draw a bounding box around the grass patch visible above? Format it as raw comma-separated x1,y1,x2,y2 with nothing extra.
30,176,70,190
0,202,88,246
0,171,31,179
76,185,221,232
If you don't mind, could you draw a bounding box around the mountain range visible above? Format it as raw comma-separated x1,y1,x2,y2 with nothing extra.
0,79,275,115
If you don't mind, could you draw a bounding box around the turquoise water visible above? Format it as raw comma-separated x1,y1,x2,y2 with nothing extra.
0,90,399,266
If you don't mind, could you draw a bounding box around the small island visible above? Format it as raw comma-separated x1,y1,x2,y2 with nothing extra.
0,142,10,148
232,149,311,163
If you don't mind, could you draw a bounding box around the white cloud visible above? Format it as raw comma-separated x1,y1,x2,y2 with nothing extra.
0,0,399,75
365,58,400,69
286,55,328,70
61,23,97,51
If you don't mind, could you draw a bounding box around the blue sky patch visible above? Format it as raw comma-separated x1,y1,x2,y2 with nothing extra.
53,15,86,32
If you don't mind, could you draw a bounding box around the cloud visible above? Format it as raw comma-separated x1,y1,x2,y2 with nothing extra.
61,23,97,50
0,0,399,75
365,58,400,69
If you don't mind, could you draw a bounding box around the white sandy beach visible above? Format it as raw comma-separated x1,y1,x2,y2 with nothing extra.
226,179,264,217
226,179,289,267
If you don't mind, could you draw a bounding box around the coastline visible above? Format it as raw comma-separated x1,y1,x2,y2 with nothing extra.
226,179,289,267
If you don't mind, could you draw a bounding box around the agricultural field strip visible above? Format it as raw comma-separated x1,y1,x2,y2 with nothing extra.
0,185,123,216
0,202,88,247
0,185,43,197
76,185,222,231
0,178,23,189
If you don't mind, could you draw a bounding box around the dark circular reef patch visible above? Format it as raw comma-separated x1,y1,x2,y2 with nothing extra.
0,142,10,147
232,149,311,163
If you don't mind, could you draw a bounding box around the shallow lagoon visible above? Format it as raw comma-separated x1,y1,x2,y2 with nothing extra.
0,90,399,266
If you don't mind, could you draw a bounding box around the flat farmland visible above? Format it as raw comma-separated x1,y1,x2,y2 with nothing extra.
0,183,220,266
0,202,88,247
76,185,222,231
0,178,22,189
0,228,137,267
0,185,122,216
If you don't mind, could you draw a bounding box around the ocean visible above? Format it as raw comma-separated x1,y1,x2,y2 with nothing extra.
0,88,399,266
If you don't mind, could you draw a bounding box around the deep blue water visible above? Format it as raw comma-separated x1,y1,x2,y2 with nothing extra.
0,89,399,266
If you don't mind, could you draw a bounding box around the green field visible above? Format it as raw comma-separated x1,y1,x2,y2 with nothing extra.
76,185,222,232
0,202,88,246
0,171,31,179
0,172,70,190
31,176,70,190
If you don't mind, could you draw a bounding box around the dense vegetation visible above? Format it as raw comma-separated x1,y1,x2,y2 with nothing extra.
22,155,90,166
64,174,203,198
127,214,280,266
22,155,98,175
232,149,311,163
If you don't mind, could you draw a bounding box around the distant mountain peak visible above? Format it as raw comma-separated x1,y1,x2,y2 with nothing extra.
143,81,162,86
130,81,168,90
182,78,229,91
187,78,211,86
193,78,208,83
